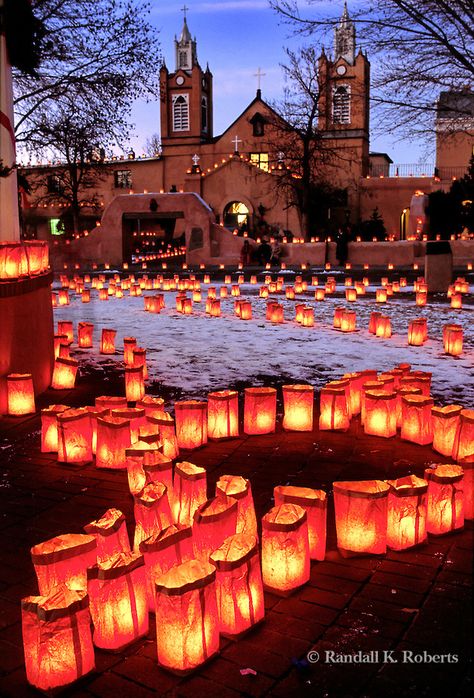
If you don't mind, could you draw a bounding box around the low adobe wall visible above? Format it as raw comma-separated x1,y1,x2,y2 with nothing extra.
0,272,54,414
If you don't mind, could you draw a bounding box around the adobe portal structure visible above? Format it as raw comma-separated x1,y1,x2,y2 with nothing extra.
62,192,245,267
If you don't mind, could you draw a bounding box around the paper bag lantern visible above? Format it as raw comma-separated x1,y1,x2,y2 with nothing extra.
375,315,391,338
22,588,94,691
173,461,207,526
0,241,28,278
87,552,148,650
210,533,264,637
363,390,397,438
111,406,146,443
216,475,257,538
376,288,387,303
6,373,36,415
333,480,389,556
84,405,109,455
368,311,382,334
345,288,357,302
138,395,166,419
31,533,97,595
133,482,172,551
274,485,327,561
315,288,326,301
175,400,208,449
395,387,421,428
340,310,356,332
343,370,377,417
41,404,69,452
282,384,314,432
432,405,463,457
81,289,91,303
57,408,93,464
408,319,426,346
450,293,462,309
125,442,160,495
78,322,94,348
301,306,314,327
443,324,463,356
239,300,252,320
452,409,474,462
207,390,239,440
243,387,277,435
401,395,434,445
58,289,70,306
123,337,137,365
96,415,131,469
416,290,427,306
53,333,68,359
386,475,428,550
425,464,464,535
58,342,71,359
125,366,145,403
84,508,130,563
155,559,219,674
95,395,127,411
57,320,74,344
193,495,238,562
286,286,295,300
100,329,116,354
261,504,310,594
147,413,179,460
139,524,193,611
51,358,79,389
133,347,148,380
401,371,431,397
333,306,345,328
319,382,350,431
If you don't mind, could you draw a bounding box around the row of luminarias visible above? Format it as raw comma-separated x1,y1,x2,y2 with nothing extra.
22,446,471,690
50,287,465,362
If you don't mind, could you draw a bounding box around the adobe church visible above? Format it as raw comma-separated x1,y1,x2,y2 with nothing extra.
20,7,473,264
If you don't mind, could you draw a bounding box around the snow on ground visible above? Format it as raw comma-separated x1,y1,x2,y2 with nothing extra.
53,281,474,407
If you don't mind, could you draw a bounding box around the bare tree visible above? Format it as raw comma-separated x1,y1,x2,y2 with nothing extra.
25,101,113,235
270,0,474,139
143,133,162,158
14,0,161,147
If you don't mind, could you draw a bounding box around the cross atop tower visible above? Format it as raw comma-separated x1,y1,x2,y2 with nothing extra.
254,67,266,91
181,4,189,19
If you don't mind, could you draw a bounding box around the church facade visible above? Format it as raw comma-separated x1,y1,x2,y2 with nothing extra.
19,8,473,262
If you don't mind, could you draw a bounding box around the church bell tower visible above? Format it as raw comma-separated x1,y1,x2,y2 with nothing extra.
160,10,213,147
317,3,370,178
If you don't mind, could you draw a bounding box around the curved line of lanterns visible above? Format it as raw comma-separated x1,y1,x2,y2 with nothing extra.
16,352,473,690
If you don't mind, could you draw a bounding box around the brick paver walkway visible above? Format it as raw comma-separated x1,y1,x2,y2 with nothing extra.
0,375,471,697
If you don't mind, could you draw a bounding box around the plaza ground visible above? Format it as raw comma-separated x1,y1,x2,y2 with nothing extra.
0,267,472,697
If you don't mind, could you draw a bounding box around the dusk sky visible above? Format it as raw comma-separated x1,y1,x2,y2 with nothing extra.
129,0,432,163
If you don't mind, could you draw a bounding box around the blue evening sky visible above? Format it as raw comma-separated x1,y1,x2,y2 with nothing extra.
129,0,431,163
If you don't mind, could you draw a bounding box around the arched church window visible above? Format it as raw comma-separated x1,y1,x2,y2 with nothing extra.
172,94,190,131
201,96,208,132
179,51,188,68
223,201,250,229
332,85,351,124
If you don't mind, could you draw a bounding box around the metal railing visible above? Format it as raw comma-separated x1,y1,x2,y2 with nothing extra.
369,163,468,179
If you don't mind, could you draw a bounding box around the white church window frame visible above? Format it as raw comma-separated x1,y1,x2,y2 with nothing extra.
332,84,351,125
178,50,189,69
172,93,190,132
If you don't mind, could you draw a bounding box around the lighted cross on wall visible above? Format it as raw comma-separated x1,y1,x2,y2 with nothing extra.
254,67,266,90
232,135,242,153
